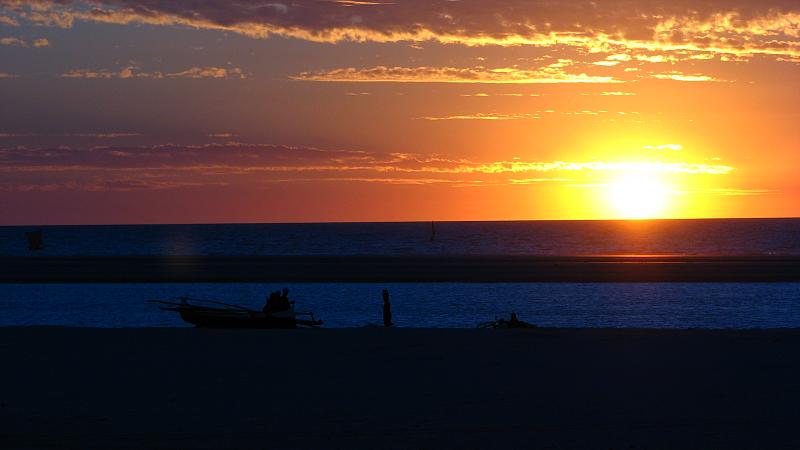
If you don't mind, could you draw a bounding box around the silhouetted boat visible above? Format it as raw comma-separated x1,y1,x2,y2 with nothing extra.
150,297,323,328
477,313,537,329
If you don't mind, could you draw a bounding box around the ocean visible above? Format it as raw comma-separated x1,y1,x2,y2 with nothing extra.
1,218,799,328
2,218,799,257
2,282,800,329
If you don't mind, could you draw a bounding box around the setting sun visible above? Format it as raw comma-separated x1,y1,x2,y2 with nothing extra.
607,173,671,219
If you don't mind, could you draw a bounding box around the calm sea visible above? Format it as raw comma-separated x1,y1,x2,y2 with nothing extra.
1,218,799,256
1,219,799,328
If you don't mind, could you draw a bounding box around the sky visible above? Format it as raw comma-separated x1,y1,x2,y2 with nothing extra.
0,0,798,225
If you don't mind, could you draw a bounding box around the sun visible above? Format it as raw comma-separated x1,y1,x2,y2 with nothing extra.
607,173,670,219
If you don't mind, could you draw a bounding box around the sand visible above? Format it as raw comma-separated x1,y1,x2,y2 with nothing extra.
3,255,800,282
1,327,799,449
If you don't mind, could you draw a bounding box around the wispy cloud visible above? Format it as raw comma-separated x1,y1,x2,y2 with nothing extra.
0,36,25,46
644,144,683,151
650,72,724,82
0,142,735,192
417,113,540,121
0,132,139,138
509,178,572,184
0,15,18,26
67,132,141,138
0,36,50,47
61,66,246,79
292,66,622,84
0,72,18,78
2,0,798,60
710,188,778,196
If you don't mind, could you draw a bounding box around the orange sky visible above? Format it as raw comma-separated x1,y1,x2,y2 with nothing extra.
0,0,798,224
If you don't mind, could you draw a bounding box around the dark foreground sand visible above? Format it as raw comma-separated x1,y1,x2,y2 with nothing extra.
2,327,800,449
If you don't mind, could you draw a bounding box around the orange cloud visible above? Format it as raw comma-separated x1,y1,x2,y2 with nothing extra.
0,142,735,194
0,15,18,26
60,66,246,79
0,36,25,46
3,0,799,60
291,66,622,84
710,188,778,196
417,113,541,121
650,72,724,82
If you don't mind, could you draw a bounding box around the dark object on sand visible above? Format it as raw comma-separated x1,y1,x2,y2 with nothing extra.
25,231,44,251
150,297,322,328
478,312,537,329
382,289,393,327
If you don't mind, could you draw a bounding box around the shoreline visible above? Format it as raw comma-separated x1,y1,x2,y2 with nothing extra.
2,327,799,448
3,255,800,283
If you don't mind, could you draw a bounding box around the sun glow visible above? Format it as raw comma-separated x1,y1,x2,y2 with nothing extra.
607,173,671,219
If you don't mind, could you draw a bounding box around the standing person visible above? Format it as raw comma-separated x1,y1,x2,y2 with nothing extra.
382,289,393,327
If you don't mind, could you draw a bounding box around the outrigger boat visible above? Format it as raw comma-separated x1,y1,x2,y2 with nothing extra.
149,297,323,329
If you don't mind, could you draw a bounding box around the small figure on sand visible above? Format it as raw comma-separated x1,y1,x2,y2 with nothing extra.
382,289,393,327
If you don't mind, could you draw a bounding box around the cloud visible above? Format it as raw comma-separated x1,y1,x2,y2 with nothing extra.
0,15,18,26
509,178,572,184
332,1,396,6
0,132,139,138
67,132,141,138
168,66,245,79
644,144,683,151
601,91,637,96
417,113,540,121
0,71,18,78
292,65,622,84
710,188,778,196
0,36,25,46
2,0,798,60
0,142,735,192
0,36,50,47
60,65,246,79
650,72,724,82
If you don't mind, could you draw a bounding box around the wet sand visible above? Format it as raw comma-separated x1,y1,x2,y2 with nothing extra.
1,327,799,448
3,255,800,282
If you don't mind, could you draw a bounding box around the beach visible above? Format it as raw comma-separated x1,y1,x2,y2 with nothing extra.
2,327,799,449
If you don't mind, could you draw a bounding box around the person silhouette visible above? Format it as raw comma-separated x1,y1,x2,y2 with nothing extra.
382,289,393,327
